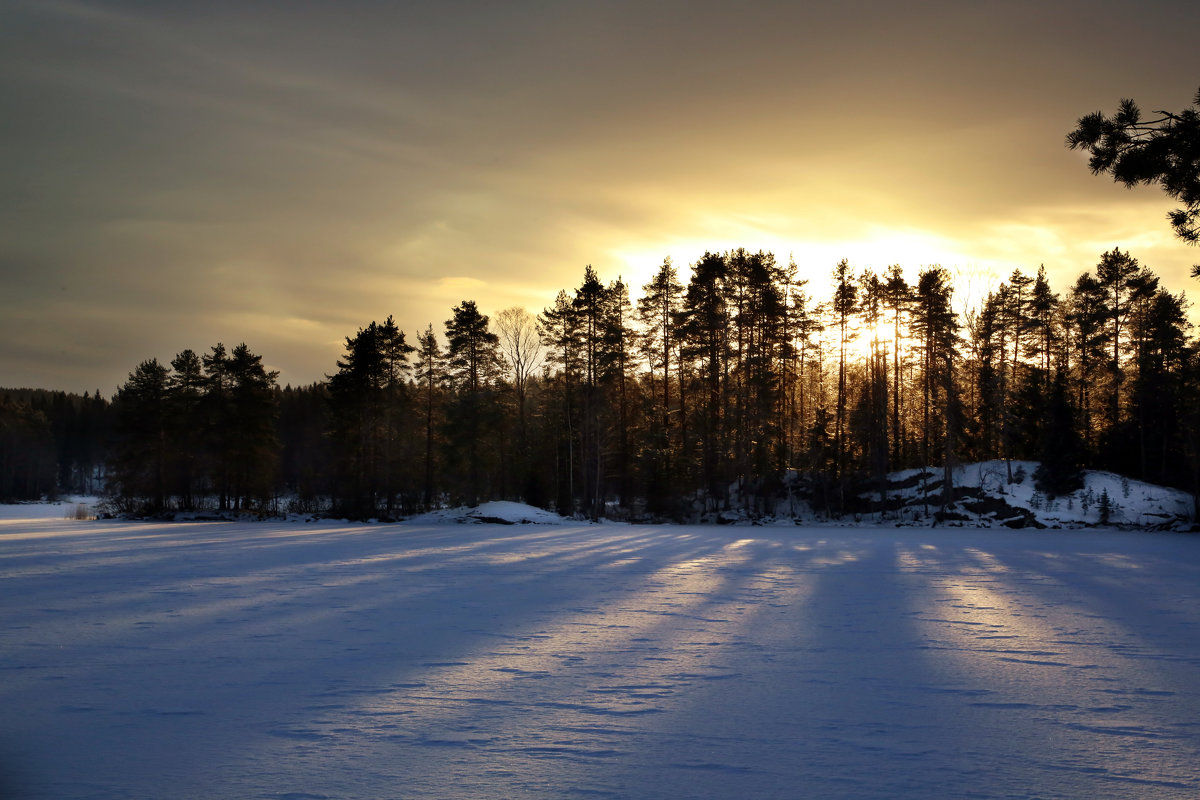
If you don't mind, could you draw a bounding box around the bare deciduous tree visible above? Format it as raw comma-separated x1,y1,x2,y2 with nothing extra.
495,306,544,439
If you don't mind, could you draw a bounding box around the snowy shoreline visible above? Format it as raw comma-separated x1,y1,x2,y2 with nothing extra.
7,458,1194,532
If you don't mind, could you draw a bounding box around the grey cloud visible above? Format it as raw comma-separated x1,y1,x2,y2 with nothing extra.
2,0,1198,391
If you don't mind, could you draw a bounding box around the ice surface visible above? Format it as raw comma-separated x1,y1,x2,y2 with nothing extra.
2,511,1200,798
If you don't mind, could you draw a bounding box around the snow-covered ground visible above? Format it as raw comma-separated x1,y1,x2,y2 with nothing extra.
0,498,100,521
2,508,1200,799
869,461,1195,529
405,500,570,525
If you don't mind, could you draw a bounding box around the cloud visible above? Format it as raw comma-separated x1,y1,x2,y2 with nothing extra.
436,277,487,293
2,0,1199,391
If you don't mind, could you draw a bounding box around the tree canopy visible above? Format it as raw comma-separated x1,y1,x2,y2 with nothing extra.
1067,86,1200,266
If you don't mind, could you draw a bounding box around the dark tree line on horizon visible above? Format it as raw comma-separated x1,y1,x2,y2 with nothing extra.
4,86,1198,518
0,388,108,503
4,247,1199,520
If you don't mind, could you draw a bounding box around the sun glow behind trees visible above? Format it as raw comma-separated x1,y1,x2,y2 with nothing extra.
609,228,977,307
12,81,1200,518
48,235,1189,522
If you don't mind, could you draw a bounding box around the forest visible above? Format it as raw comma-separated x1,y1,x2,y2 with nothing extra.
3,247,1198,521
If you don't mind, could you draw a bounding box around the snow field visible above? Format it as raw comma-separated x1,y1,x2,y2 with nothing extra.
2,513,1199,798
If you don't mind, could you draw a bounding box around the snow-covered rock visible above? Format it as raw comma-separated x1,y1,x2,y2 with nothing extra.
874,461,1194,529
405,500,568,525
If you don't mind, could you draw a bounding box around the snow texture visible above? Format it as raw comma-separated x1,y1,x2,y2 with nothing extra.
3,506,1200,798
862,461,1194,529
405,500,569,526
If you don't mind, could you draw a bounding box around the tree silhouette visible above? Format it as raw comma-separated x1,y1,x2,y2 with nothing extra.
539,289,582,513
444,301,502,505
1063,273,1105,451
223,343,281,512
167,349,205,510
1094,248,1157,444
637,258,685,510
679,252,730,510
1067,87,1200,260
0,394,57,502
831,258,858,485
882,264,910,466
1033,371,1084,499
109,359,171,512
911,267,959,509
415,323,445,510
495,306,544,452
61,243,1200,522
328,322,410,517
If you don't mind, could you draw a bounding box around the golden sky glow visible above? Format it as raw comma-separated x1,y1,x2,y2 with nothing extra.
1,1,1198,392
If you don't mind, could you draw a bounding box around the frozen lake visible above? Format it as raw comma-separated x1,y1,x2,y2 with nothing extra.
2,514,1199,798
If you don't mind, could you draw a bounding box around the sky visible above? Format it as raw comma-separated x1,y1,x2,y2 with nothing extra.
2,0,1199,394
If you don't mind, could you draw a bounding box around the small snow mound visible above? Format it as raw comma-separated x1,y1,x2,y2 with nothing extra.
471,501,566,525
406,501,567,525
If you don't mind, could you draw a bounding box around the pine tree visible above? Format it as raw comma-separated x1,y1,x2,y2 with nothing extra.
110,359,171,513
168,349,205,510
445,301,503,505
223,343,280,512
780,258,816,474
1064,272,1106,452
679,252,730,510
378,317,416,515
276,382,330,513
1095,248,1156,438
539,290,582,514
1067,86,1200,250
831,258,858,486
602,277,636,511
1126,288,1191,486
1033,371,1085,498
1098,488,1113,524
970,291,1003,461
882,264,910,467
415,323,445,510
860,270,890,513
572,267,609,518
328,322,390,518
1001,269,1033,478
637,258,685,502
912,267,960,509
202,344,234,509
1025,265,1059,391
0,395,57,503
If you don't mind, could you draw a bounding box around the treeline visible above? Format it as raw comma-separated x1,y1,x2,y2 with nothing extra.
4,246,1198,520
0,389,108,502
104,344,281,514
